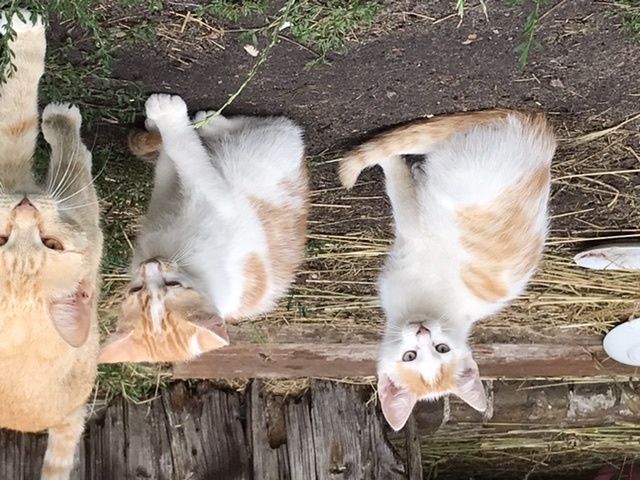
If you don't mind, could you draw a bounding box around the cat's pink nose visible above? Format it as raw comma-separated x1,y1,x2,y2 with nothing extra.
16,197,34,209
417,325,430,336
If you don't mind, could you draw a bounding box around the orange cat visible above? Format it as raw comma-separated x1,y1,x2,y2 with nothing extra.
98,96,309,363
0,11,102,479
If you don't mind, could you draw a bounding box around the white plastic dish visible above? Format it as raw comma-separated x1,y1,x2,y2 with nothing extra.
574,244,640,271
603,318,640,367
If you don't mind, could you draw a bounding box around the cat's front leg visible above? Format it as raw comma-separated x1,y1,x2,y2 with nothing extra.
41,103,98,222
145,94,230,204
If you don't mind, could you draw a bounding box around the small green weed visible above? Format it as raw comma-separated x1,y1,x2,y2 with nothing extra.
512,0,550,68
619,0,640,38
197,0,270,22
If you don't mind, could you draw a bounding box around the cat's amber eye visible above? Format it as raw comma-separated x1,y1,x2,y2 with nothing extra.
402,350,417,362
435,343,450,354
164,280,182,288
42,237,63,251
0,235,8,246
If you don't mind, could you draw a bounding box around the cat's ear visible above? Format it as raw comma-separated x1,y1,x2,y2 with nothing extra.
453,354,487,412
189,323,229,356
49,281,92,347
186,310,229,356
378,373,417,431
97,333,144,364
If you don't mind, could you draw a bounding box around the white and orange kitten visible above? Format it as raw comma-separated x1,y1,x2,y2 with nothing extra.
99,94,309,363
0,11,103,479
339,110,556,430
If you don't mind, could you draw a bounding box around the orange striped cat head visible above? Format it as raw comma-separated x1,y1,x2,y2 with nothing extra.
377,320,486,430
98,259,229,364
0,195,94,347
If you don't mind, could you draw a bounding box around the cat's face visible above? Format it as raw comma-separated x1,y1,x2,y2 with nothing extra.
98,259,229,363
377,319,487,430
0,195,93,346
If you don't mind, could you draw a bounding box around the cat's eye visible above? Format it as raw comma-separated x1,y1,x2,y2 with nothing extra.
402,350,417,362
129,285,143,294
42,237,63,251
164,280,182,288
0,235,8,246
435,343,450,354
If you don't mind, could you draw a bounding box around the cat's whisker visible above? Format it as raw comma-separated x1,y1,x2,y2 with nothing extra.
56,161,108,205
50,144,78,199
49,138,79,198
57,200,100,212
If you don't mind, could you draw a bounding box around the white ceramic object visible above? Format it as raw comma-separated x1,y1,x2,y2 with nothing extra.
574,244,640,271
603,318,640,366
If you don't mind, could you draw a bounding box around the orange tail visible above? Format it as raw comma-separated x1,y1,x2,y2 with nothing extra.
337,109,511,189
41,408,85,480
128,128,162,162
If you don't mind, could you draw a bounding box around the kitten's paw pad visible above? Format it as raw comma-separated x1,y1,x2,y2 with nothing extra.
0,10,43,35
145,94,188,124
337,156,363,189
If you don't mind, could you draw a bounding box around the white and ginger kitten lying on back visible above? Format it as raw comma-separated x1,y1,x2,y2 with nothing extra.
339,110,556,430
98,94,309,363
0,11,103,480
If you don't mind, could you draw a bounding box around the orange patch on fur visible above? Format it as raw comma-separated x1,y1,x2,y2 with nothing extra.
240,253,268,312
128,129,162,162
458,163,550,303
235,161,309,317
5,116,37,136
395,362,457,397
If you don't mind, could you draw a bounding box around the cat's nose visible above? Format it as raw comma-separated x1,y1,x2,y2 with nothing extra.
416,325,430,336
15,197,35,210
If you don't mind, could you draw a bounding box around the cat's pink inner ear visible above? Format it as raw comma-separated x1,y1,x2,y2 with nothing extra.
190,322,229,357
97,333,143,364
50,282,92,347
453,355,487,412
378,373,417,431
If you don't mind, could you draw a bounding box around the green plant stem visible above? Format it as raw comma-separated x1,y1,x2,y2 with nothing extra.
194,0,297,128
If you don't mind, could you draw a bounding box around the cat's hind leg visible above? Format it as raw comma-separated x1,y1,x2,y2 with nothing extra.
40,407,85,480
379,156,421,238
0,10,45,190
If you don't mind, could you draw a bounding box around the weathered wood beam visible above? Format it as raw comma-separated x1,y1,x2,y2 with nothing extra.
173,337,639,379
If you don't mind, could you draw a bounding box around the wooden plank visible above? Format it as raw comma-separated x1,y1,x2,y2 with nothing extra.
248,381,290,480
163,383,251,479
310,381,406,479
284,391,317,479
86,398,128,480
404,416,423,480
174,337,639,379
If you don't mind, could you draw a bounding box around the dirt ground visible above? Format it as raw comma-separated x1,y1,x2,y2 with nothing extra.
88,0,640,341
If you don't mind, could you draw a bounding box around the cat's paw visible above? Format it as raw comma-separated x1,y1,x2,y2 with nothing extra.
0,10,43,35
42,102,82,127
145,94,189,126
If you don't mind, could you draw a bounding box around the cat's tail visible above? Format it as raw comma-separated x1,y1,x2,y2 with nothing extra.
338,109,512,189
128,123,162,162
41,407,85,480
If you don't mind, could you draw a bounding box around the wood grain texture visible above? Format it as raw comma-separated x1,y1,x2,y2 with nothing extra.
173,337,638,379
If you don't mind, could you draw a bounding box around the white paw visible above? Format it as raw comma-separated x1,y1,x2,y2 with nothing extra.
42,102,82,127
0,10,43,35
41,103,81,144
193,110,220,124
145,94,188,125
144,117,158,132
